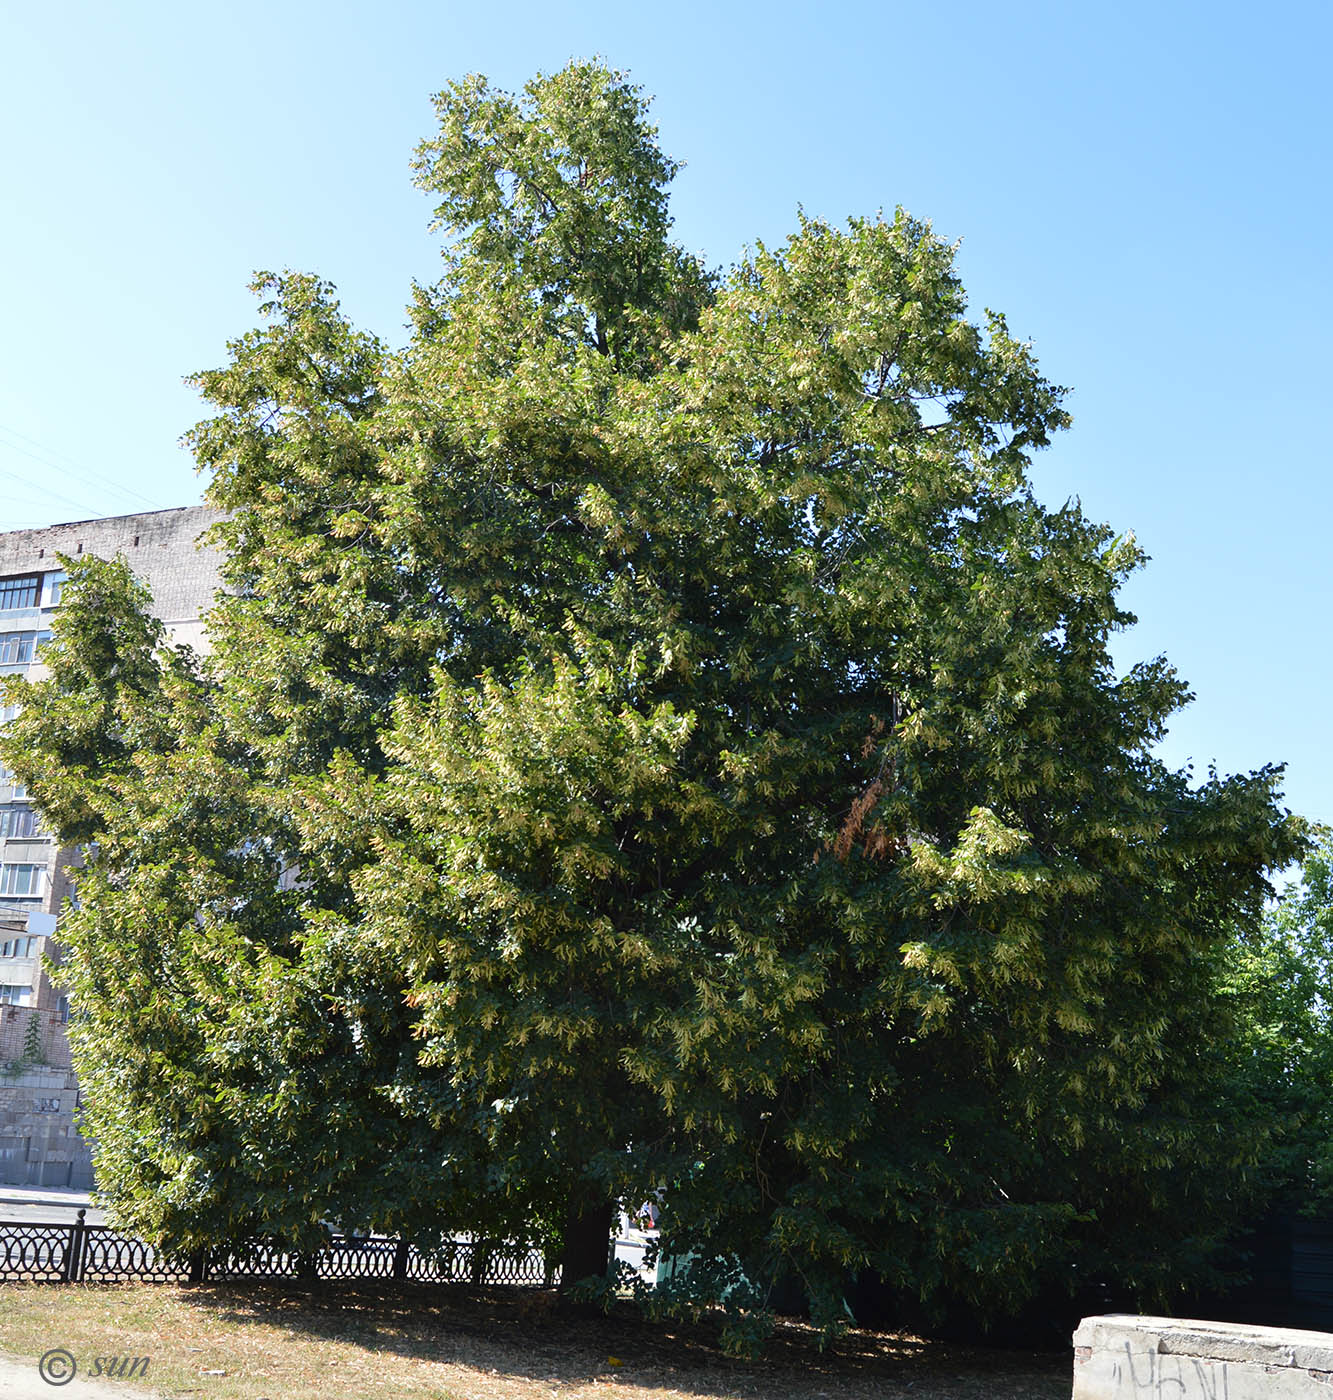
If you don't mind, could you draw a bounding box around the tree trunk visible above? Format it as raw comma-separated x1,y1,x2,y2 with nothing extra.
558,1192,614,1292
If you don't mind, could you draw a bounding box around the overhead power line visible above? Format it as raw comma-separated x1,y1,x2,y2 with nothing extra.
0,421,167,515
0,466,109,522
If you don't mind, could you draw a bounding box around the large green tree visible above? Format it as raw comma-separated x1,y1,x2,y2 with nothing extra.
1,61,1302,1344
1213,831,1333,1211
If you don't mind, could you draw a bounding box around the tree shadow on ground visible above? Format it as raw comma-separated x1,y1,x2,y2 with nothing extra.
185,1280,1070,1399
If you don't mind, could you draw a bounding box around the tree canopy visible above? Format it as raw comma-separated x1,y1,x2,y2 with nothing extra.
1213,831,1333,1212
0,60,1303,1347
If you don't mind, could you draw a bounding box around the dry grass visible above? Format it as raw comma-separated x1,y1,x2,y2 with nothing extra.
0,1282,1071,1400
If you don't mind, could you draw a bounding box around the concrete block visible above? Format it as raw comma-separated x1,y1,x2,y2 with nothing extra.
1073,1315,1333,1398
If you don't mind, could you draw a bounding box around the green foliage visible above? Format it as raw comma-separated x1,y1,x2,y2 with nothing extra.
0,60,1304,1346
1216,831,1333,1207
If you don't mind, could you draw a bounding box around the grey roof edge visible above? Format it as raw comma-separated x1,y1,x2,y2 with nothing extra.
12,504,220,531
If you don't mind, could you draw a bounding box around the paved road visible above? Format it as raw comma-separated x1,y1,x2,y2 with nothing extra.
0,1353,154,1398
0,1190,104,1227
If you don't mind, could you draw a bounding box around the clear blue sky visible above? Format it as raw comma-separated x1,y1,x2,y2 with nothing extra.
2,0,1329,827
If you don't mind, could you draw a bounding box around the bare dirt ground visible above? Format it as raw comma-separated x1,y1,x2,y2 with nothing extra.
0,1282,1072,1400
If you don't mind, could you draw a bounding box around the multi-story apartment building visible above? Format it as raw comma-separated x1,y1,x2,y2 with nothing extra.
0,505,224,1187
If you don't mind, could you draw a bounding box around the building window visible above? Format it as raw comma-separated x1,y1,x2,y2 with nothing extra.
45,572,66,607
0,633,36,666
0,769,27,803
0,806,41,839
0,576,39,610
0,864,42,897
0,985,32,1005
0,937,36,958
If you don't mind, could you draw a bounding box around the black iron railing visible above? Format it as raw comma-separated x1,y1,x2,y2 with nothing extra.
0,1210,556,1287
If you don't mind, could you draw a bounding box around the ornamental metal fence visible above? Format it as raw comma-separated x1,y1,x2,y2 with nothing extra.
0,1211,556,1288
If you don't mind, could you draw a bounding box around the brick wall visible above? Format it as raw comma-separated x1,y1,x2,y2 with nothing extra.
0,1005,72,1070
0,504,226,639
